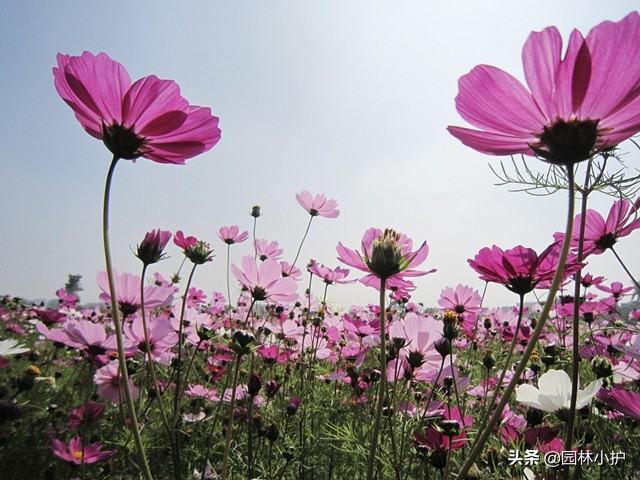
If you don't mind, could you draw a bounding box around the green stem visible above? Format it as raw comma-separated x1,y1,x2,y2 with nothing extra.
455,165,576,479
290,215,314,274
221,354,243,480
366,278,387,480
102,157,153,480
611,247,640,291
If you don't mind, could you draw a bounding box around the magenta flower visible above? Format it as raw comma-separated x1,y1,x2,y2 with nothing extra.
598,386,640,420
231,256,298,303
174,230,214,264
295,190,339,218
51,435,115,465
559,198,640,257
596,281,634,300
68,400,106,427
468,242,582,296
448,13,640,165
218,225,249,245
135,229,172,265
54,51,221,164
336,228,434,289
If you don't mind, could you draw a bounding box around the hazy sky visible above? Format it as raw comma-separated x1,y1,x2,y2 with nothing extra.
1,1,639,310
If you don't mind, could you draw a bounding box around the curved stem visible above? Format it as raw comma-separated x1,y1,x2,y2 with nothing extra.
289,215,314,274
366,278,387,480
102,157,153,480
221,354,243,480
456,165,576,479
172,262,199,424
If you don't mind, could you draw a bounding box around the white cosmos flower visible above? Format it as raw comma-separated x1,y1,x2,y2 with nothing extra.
515,369,602,413
0,339,30,356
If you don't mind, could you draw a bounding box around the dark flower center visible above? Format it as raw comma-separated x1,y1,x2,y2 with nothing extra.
594,233,617,251
251,286,267,301
531,118,599,166
102,122,148,160
507,276,534,295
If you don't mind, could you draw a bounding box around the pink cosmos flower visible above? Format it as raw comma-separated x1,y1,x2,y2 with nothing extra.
468,242,582,296
53,51,221,164
598,386,640,420
336,228,435,290
448,13,640,165
56,288,79,307
51,435,115,465
231,256,298,303
308,260,354,285
437,284,483,317
94,360,139,404
135,228,172,265
255,239,284,261
218,225,249,245
558,198,640,257
174,231,214,264
97,270,175,317
68,400,106,427
596,281,634,300
295,190,340,218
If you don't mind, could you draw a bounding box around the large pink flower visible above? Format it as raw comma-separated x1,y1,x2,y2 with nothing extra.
231,256,298,303
97,270,175,317
468,242,582,296
448,13,640,165
54,51,221,164
336,228,435,290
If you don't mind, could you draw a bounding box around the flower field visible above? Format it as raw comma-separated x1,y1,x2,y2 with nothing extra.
2,10,640,480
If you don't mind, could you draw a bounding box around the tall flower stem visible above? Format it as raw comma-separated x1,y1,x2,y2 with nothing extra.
102,156,153,480
289,216,314,274
366,278,387,480
456,166,576,479
473,293,525,438
221,353,243,480
139,263,179,479
611,247,640,291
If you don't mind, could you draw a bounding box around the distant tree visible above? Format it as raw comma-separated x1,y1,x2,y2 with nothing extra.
64,274,83,295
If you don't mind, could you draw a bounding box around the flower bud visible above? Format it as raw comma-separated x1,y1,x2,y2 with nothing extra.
367,229,403,279
135,229,171,265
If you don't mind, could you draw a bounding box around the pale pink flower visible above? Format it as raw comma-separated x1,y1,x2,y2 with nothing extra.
336,227,434,290
54,51,221,164
231,256,298,303
438,284,483,317
255,239,284,261
295,190,339,218
218,225,249,245
94,360,139,404
308,260,354,285
448,13,640,165
97,270,175,317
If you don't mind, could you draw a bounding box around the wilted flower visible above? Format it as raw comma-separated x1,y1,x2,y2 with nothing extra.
174,231,214,265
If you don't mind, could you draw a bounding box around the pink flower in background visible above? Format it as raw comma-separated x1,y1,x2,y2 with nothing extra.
558,198,640,257
56,288,79,307
295,190,340,218
68,401,106,427
94,360,139,404
448,12,640,165
308,260,354,285
336,228,435,290
51,435,115,465
218,225,249,245
596,281,634,300
231,256,298,303
468,243,582,296
97,270,175,317
53,51,221,163
255,239,284,261
173,231,214,264
438,284,483,317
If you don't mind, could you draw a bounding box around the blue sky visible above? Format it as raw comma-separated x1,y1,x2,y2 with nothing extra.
1,1,639,309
